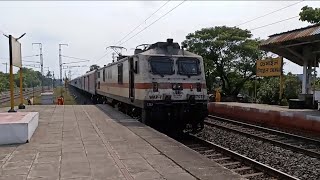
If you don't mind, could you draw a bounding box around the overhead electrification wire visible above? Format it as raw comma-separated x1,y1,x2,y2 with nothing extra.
120,0,187,46
61,55,91,62
249,15,299,31
94,1,171,64
95,51,110,62
22,60,40,63
116,0,171,45
92,1,184,67
236,0,304,27
1,55,39,60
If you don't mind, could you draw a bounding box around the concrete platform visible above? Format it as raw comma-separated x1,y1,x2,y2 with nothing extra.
0,105,243,180
208,102,320,135
0,112,39,145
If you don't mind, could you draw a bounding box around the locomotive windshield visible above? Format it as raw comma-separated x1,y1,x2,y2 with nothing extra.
149,57,174,76
177,57,200,76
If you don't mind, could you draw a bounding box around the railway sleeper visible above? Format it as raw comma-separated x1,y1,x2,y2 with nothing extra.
204,153,222,158
232,166,252,172
221,161,241,166
212,157,231,161
192,147,209,151
241,172,264,178
198,149,216,154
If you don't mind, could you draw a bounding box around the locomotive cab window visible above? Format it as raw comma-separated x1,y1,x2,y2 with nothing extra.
177,57,200,76
149,56,174,77
118,63,123,84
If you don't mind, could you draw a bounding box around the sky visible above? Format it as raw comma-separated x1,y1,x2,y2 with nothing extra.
0,1,319,79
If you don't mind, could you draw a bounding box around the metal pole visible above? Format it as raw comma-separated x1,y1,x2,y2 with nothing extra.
279,57,284,103
255,76,257,103
32,43,43,92
18,67,25,109
8,35,15,112
59,46,62,97
52,71,54,90
59,44,68,97
2,63,8,73
40,44,43,93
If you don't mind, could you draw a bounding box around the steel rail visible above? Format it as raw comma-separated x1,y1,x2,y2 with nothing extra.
208,115,320,145
206,116,320,159
0,89,43,104
188,134,299,180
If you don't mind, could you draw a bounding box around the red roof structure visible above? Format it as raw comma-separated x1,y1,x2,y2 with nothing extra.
260,24,320,66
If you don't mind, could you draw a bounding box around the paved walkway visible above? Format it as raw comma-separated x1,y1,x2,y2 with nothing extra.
0,105,242,180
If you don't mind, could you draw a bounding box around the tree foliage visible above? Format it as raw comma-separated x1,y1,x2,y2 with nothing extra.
182,26,264,98
299,6,320,24
0,68,51,92
256,73,301,105
90,64,100,71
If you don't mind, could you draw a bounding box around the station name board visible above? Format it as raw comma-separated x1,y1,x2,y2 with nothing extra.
256,57,282,77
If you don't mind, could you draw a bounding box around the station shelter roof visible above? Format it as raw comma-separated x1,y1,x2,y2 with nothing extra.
259,24,320,66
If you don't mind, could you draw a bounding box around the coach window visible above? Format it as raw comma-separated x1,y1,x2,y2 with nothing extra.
97,81,100,89
97,71,100,78
103,69,105,82
118,63,123,84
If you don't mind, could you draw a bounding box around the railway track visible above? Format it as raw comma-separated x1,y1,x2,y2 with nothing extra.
180,134,299,180
206,115,320,159
0,88,42,104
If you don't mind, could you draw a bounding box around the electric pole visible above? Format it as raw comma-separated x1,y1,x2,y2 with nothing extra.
32,43,43,92
2,63,8,73
59,44,68,97
52,71,54,90
112,52,115,63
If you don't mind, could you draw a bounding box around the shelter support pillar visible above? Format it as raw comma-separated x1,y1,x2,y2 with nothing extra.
302,60,308,94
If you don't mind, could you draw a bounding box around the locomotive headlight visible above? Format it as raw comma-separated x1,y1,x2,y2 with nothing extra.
196,83,201,92
153,82,158,92
177,84,182,89
172,84,177,89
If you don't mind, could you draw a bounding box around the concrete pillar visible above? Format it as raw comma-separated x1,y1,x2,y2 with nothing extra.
302,60,308,94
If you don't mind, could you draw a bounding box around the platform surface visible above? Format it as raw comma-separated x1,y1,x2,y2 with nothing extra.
216,102,320,116
0,105,243,180
209,102,320,134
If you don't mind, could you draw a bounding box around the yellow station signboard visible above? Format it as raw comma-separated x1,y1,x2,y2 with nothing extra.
256,57,283,77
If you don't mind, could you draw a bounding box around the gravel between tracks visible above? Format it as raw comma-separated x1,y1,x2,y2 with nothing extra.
197,126,320,180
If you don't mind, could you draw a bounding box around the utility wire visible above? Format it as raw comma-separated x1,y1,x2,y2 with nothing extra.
61,55,91,62
120,0,187,46
94,1,171,64
1,55,39,60
236,0,304,27
116,0,171,45
92,1,184,67
250,15,299,31
23,55,40,58
22,60,40,63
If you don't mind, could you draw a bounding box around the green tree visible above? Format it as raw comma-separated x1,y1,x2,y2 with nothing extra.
182,26,264,98
256,73,301,105
0,72,9,92
299,6,320,24
90,64,100,71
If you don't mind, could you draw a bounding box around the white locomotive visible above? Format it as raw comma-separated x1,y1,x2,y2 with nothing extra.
70,39,208,133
